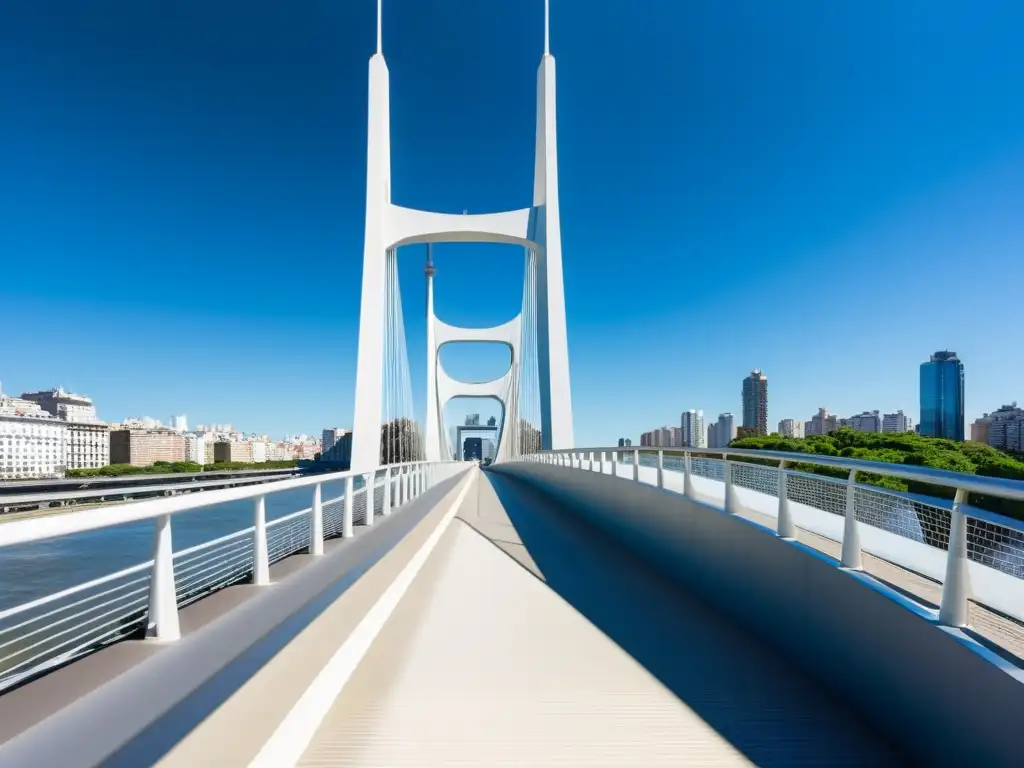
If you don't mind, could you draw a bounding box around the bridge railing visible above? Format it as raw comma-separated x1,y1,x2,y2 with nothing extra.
524,447,1024,628
0,460,464,694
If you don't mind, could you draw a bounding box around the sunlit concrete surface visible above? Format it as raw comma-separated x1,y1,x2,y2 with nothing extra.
295,470,903,766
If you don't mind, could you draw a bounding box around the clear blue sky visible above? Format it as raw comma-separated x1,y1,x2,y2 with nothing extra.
2,0,1023,444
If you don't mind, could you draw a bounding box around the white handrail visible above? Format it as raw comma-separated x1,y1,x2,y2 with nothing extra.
0,460,467,691
525,447,1024,629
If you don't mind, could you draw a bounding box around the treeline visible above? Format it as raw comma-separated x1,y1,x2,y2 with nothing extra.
729,428,1024,520
67,460,298,478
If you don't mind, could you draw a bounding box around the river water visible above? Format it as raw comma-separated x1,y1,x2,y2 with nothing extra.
0,478,351,612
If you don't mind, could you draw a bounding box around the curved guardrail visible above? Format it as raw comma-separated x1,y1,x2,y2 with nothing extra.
0,460,464,693
525,447,1024,629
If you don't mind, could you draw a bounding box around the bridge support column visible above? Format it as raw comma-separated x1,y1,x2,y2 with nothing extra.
145,514,180,642
939,489,973,626
252,496,270,585
310,483,324,555
342,476,354,538
840,468,863,569
776,461,796,539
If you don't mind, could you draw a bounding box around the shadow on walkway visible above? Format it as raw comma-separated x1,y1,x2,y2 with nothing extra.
482,470,908,767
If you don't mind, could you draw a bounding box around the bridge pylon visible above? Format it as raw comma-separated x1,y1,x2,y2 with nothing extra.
350,0,573,472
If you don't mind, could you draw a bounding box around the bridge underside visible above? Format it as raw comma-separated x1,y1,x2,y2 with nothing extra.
0,469,910,766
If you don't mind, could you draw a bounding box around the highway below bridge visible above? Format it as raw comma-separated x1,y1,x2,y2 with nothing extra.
0,468,304,514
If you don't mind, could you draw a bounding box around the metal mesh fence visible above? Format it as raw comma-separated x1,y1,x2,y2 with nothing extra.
731,463,780,497
968,517,1024,580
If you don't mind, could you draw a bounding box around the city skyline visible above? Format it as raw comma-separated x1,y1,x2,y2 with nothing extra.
3,2,1023,444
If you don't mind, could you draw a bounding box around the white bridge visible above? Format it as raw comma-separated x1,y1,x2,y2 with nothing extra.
0,3,1023,766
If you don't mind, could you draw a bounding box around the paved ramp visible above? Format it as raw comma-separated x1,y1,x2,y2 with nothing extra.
292,470,904,767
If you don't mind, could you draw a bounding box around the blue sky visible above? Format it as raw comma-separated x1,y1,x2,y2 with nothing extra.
2,0,1023,444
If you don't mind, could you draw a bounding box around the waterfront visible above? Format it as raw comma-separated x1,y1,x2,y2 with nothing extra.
0,478,352,612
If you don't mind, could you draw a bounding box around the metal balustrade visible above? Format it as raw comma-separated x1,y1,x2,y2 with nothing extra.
0,460,463,694
525,447,1024,630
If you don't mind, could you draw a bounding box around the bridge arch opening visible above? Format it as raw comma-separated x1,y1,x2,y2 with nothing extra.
438,341,512,384
443,396,505,462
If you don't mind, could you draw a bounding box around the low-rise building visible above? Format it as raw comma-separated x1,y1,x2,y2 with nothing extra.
846,410,883,433
974,403,1024,453
805,408,838,436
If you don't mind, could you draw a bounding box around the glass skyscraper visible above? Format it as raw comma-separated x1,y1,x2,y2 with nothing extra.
919,351,964,441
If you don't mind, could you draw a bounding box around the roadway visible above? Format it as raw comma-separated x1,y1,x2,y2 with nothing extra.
0,470,304,510
156,468,905,766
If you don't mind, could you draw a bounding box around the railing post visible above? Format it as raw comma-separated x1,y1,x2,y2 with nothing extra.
145,513,180,641
382,466,392,516
342,475,354,538
657,450,664,488
724,458,739,514
939,488,972,627
253,495,270,585
402,466,410,501
364,472,375,526
776,461,796,539
683,452,693,499
840,468,863,569
632,449,639,482
309,482,324,555
590,451,597,472
610,450,617,476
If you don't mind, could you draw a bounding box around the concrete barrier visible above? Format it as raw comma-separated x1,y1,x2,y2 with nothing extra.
493,461,1024,767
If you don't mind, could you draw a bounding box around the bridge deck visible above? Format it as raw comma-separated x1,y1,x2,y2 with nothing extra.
267,470,902,767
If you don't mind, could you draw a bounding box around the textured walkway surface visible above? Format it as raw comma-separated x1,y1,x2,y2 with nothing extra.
297,470,904,767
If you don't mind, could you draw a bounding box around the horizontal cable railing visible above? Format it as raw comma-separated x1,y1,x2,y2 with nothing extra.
0,460,465,694
525,447,1024,629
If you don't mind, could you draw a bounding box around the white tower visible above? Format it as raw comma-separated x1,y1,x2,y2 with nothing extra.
350,0,574,471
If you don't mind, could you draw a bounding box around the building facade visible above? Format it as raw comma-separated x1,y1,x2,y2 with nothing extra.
778,418,804,438
184,433,207,465
847,410,883,433
214,441,254,463
919,350,965,441
109,429,186,466
805,408,838,436
883,410,913,433
0,394,67,479
742,370,768,436
20,387,109,471
680,410,705,448
972,403,1024,453
707,413,737,449
322,428,350,454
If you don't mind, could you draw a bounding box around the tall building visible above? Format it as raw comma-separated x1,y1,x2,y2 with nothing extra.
169,415,189,432
847,410,883,433
883,410,913,433
617,437,632,447
708,413,737,449
0,393,67,479
805,408,838,436
920,350,965,441
322,428,350,453
487,416,497,427
322,431,353,466
778,418,803,438
742,370,768,436
640,432,652,446
465,414,481,426
110,429,186,466
680,410,705,447
670,426,683,447
20,387,108,470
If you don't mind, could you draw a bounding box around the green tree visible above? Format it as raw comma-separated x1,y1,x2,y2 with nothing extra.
728,428,1024,520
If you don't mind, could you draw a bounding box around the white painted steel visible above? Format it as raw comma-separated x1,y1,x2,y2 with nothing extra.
527,446,1024,627
0,461,463,693
840,469,863,570
310,484,324,557
145,514,179,641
